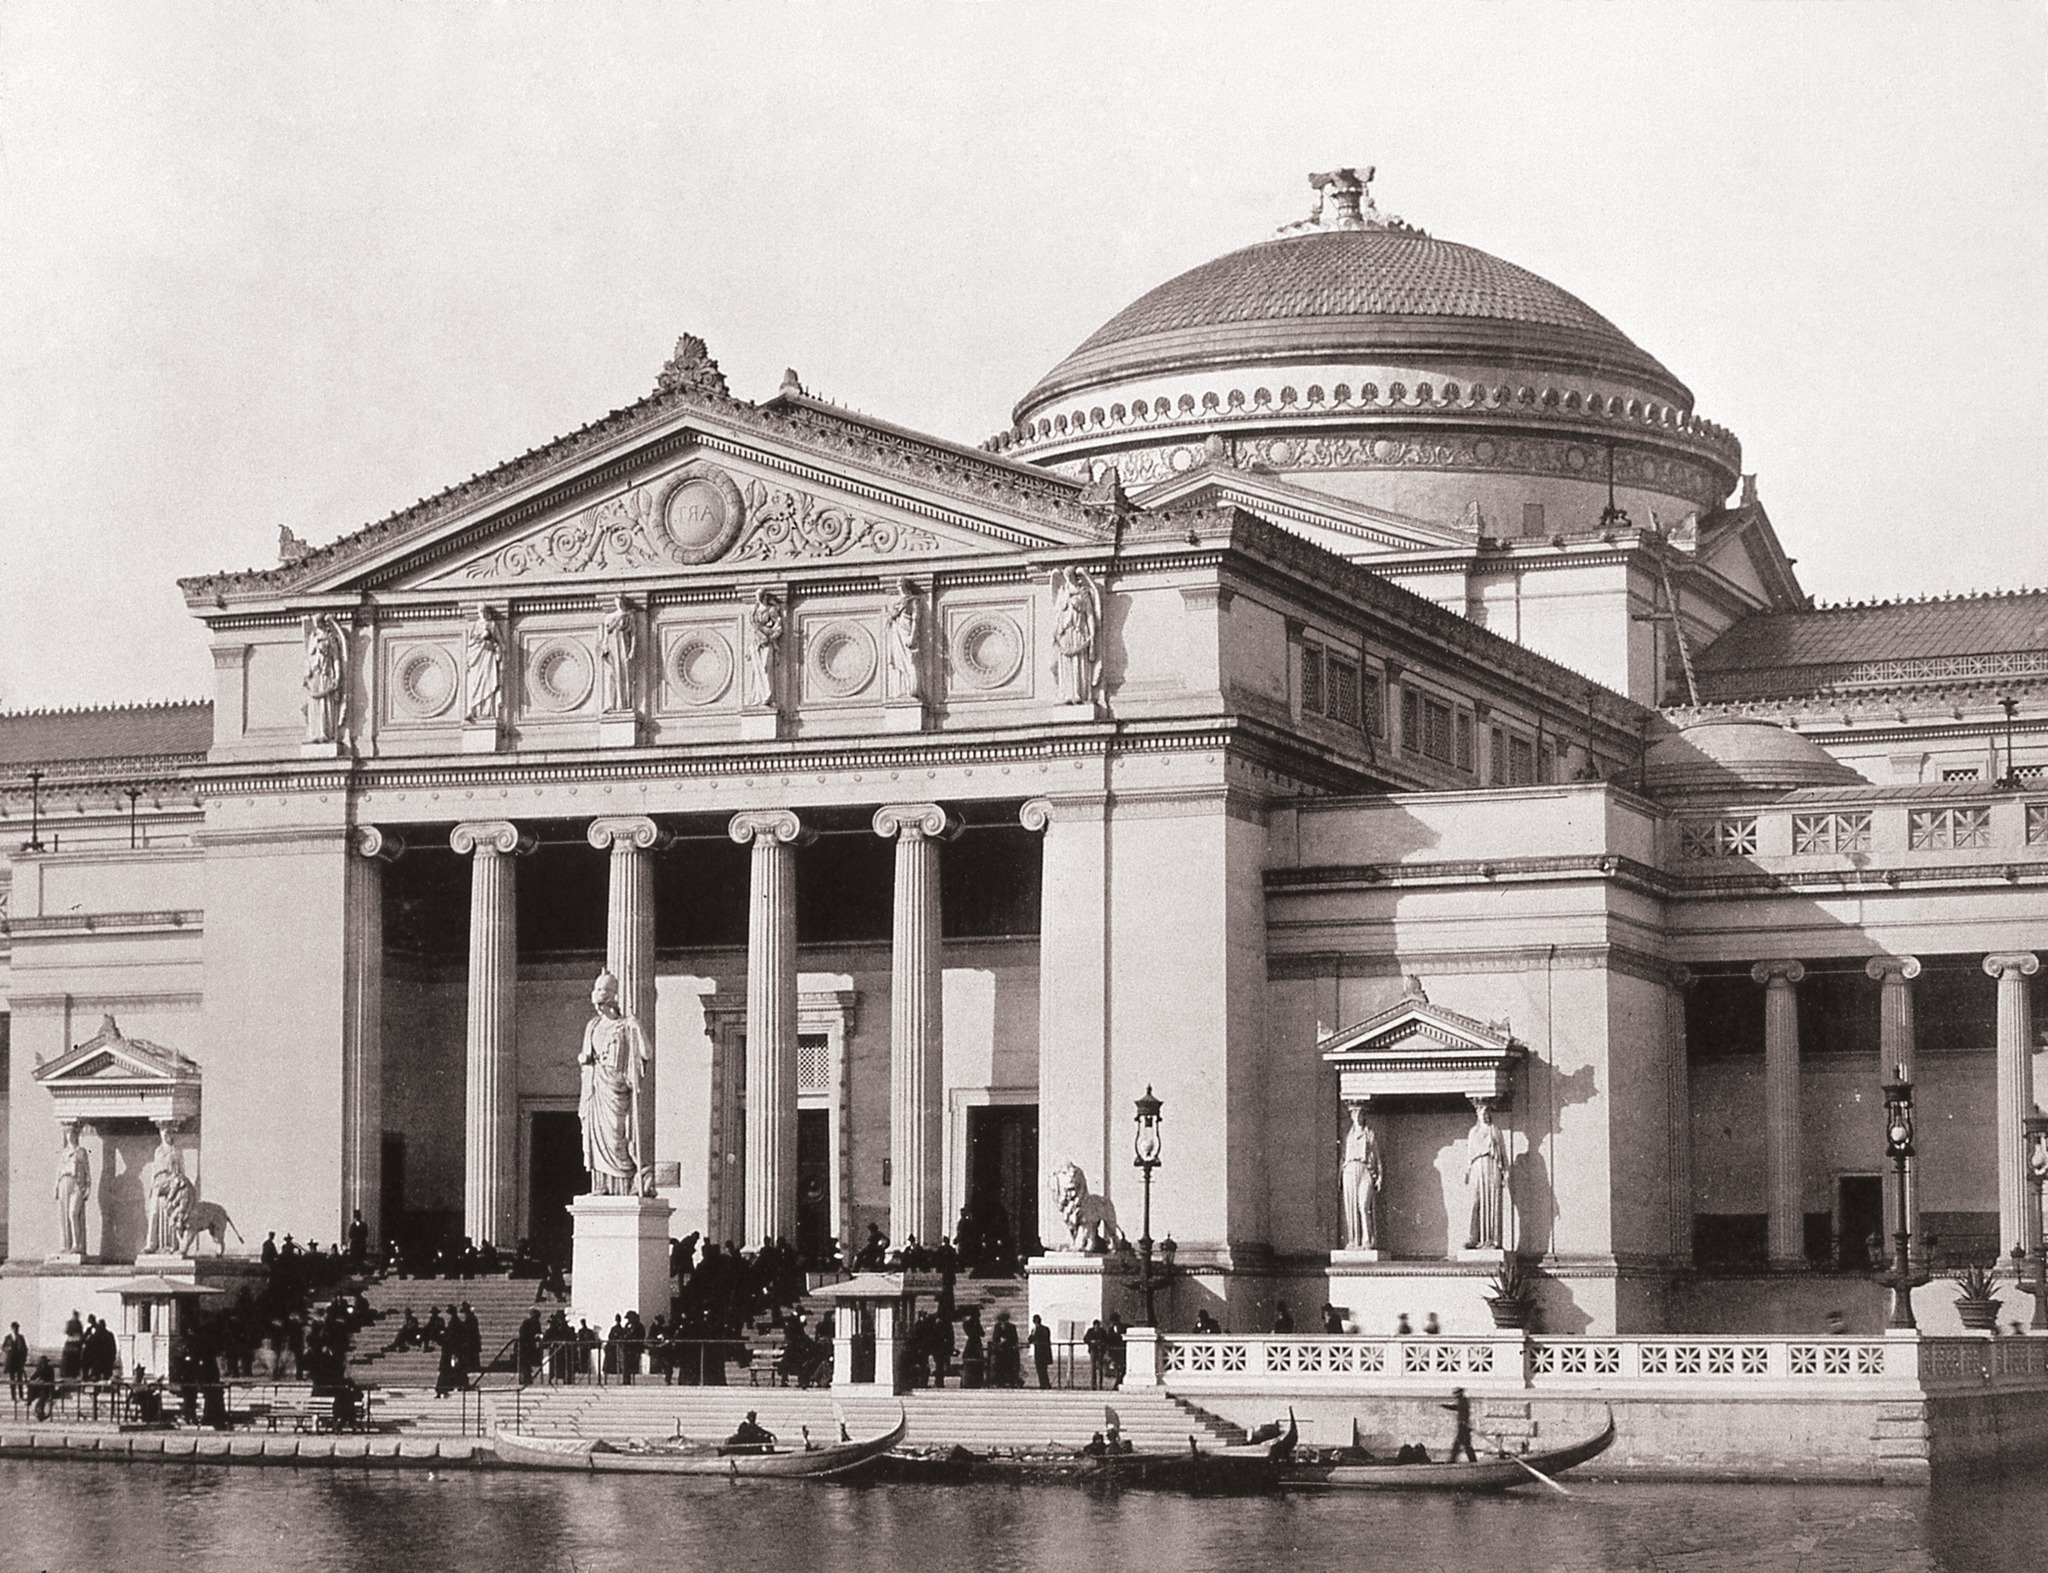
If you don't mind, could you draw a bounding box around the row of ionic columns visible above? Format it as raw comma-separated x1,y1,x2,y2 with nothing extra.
415,805,960,1252
1747,952,2040,1268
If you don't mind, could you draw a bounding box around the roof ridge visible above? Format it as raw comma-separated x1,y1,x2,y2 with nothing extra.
0,698,210,720
1799,585,2048,614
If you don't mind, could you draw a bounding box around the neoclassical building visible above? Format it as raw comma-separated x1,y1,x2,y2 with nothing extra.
3,168,2044,1345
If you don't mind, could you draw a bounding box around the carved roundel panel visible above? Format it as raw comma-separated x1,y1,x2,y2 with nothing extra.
949,611,1026,692
665,626,735,707
389,643,459,721
524,636,595,713
805,620,878,700
653,465,746,564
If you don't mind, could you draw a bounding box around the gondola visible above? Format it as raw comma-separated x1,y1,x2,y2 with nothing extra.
491,1407,907,1477
1283,1411,1615,1493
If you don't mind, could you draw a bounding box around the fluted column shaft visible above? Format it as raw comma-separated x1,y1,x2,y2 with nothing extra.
1753,959,1806,1268
452,821,532,1247
345,827,402,1244
1986,952,2042,1257
731,811,810,1247
589,817,670,1191
875,804,960,1248
1866,956,1923,1248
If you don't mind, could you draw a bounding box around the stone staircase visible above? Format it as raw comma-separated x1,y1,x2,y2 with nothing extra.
489,1384,1244,1452
348,1274,552,1390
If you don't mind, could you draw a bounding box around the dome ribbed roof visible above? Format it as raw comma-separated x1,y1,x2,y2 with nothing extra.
1016,227,1689,421
1641,718,1867,802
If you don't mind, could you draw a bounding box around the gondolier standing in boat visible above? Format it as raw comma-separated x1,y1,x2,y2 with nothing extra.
1442,1387,1477,1463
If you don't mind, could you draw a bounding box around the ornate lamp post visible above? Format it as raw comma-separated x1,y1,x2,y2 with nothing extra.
1133,1086,1163,1327
1878,1071,1926,1331
2025,1114,2048,1332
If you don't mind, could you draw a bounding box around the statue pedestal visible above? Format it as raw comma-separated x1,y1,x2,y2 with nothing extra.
462,723,506,754
1330,1247,1387,1265
739,710,782,740
1026,1252,1137,1342
43,1251,87,1267
881,700,927,733
596,714,643,749
133,1253,195,1275
569,1194,673,1330
1458,1246,1507,1264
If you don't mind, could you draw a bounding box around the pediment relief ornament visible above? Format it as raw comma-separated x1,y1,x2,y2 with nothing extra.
462,463,748,583
730,478,940,564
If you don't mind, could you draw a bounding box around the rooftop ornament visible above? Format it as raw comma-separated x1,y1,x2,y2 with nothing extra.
1272,166,1424,238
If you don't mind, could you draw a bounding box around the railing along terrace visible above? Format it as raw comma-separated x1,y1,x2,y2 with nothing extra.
1674,795,2048,873
1147,1334,2048,1394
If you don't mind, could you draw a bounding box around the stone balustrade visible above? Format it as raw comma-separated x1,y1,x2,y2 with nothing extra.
1672,794,2048,876
1132,1332,2048,1397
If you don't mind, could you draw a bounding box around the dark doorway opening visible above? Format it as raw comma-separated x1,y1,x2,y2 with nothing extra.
1837,1175,1885,1269
797,1108,832,1265
380,1132,406,1251
964,1104,1039,1271
529,1111,589,1268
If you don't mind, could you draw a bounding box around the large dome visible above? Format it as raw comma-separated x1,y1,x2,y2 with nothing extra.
989,169,1740,531
1016,227,1690,423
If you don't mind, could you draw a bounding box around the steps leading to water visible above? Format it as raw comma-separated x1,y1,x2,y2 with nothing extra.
490,1385,1244,1452
348,1274,553,1389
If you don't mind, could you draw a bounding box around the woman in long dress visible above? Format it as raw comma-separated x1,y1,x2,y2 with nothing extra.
1464,1101,1509,1250
1340,1103,1383,1249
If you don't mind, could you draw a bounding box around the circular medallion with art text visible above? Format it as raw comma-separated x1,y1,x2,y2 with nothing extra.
653,465,746,563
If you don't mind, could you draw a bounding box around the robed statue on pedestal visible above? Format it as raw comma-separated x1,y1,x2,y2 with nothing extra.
578,970,652,1196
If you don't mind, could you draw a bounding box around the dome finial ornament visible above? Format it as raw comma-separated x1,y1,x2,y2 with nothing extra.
1275,167,1418,238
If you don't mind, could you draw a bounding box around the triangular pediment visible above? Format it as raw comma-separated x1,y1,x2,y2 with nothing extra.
1319,993,1524,1104
185,386,1112,607
35,1016,201,1087
1133,466,1465,559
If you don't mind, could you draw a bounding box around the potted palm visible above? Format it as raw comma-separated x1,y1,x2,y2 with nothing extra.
1952,1261,2001,1331
1484,1258,1537,1330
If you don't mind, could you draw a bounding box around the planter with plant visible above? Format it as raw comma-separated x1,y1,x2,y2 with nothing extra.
1952,1261,2001,1330
1484,1258,1537,1330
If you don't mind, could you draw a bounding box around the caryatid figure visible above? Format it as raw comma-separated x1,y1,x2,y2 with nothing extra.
54,1124,91,1256
464,605,503,724
578,970,652,1196
599,596,637,713
1340,1102,1383,1250
303,613,348,744
1463,1098,1510,1251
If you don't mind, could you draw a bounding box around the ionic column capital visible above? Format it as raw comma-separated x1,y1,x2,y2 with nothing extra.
587,815,673,854
1865,955,1923,983
353,825,406,862
728,809,814,848
449,820,536,858
1018,798,1052,833
1984,952,2042,981
1751,958,1806,987
872,802,962,843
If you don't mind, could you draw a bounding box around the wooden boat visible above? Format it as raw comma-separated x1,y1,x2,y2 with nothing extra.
492,1408,907,1477
1215,1408,1297,1460
1284,1412,1616,1493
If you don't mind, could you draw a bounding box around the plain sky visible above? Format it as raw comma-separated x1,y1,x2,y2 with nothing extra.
0,1,2042,710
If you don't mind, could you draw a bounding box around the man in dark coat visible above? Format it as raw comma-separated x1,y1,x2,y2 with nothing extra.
1028,1314,1053,1389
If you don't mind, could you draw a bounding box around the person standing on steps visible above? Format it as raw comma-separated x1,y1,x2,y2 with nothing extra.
1028,1314,1053,1389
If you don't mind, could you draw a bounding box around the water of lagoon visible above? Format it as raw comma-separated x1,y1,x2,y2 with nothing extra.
3,1459,2043,1573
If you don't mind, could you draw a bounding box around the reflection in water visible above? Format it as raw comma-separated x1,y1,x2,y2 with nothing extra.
3,1460,2039,1572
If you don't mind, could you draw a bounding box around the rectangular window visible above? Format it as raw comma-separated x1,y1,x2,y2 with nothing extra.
1455,711,1474,773
2029,803,2048,847
1909,806,1991,850
1489,727,1508,787
1423,697,1455,765
1362,669,1386,737
1792,812,1873,855
1509,735,1537,786
1300,644,1325,717
1538,741,1557,785
1401,687,1420,753
1522,502,1547,538
1327,656,1360,726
